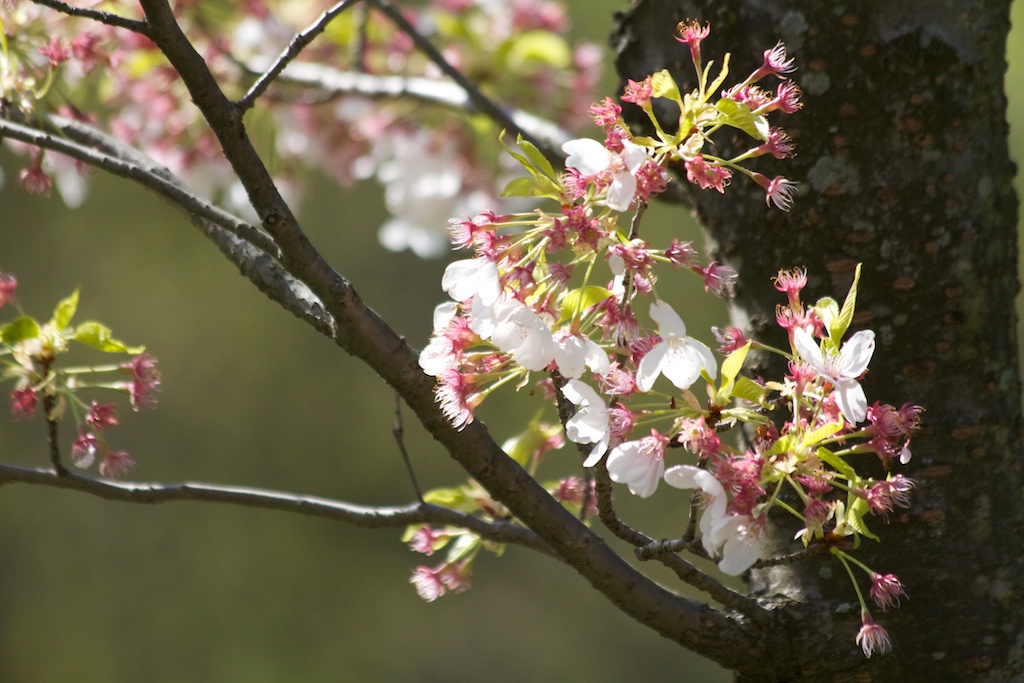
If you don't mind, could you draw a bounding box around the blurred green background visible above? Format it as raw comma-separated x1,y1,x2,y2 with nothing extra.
1,3,1022,681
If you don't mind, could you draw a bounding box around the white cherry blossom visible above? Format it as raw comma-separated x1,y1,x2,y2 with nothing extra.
664,464,761,575
606,432,668,498
469,296,555,372
562,138,648,212
418,302,460,377
793,326,875,424
636,300,717,392
489,303,555,372
553,330,610,379
442,258,501,306
561,379,610,467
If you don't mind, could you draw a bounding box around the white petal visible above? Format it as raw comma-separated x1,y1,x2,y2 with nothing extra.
607,442,663,498
635,342,667,393
839,330,875,378
649,300,687,338
582,432,610,468
661,338,716,389
793,327,828,376
561,378,597,407
562,138,611,176
583,337,611,376
835,378,868,424
605,173,637,212
442,258,500,305
664,466,727,520
418,335,455,376
469,295,516,340
663,464,701,489
432,301,459,332
608,253,626,277
561,380,610,448
554,334,589,379
493,306,554,372
717,531,761,575
621,139,649,173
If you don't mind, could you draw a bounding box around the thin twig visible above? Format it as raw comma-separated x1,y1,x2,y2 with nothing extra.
752,542,832,568
592,465,768,621
365,0,562,165
684,493,700,540
635,536,705,561
0,115,281,259
237,0,363,111
0,462,555,555
355,2,370,72
593,463,649,546
28,0,150,34
41,392,66,476
0,113,336,336
250,63,574,149
392,390,424,503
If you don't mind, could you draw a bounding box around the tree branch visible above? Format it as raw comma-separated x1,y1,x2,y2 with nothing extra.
237,0,364,111
0,113,336,337
592,465,768,622
29,0,150,34
0,463,554,555
0,115,280,259
122,1,770,665
248,62,575,149
364,0,562,165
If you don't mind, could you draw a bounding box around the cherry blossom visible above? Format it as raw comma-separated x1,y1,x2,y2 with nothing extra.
793,326,875,424
664,464,760,575
606,430,668,498
562,137,648,212
478,299,555,372
856,611,892,658
418,302,461,377
635,300,717,392
553,330,610,379
561,379,610,467
441,257,501,306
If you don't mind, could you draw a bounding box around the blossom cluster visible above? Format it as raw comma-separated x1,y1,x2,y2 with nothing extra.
0,274,160,477
413,23,919,658
1,0,601,256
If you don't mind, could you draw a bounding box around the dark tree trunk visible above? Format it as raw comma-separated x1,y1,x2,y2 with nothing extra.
614,1,1023,680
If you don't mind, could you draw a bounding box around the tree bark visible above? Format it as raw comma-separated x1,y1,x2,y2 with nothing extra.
614,1,1023,680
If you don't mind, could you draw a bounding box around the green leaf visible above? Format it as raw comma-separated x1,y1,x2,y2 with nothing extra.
845,496,879,541
804,420,844,446
558,286,614,324
499,175,562,201
812,297,840,351
715,98,769,141
815,446,857,481
72,322,145,354
731,376,768,404
517,135,557,181
833,263,863,342
0,316,40,345
718,341,751,398
704,53,732,102
650,69,682,106
766,434,795,457
500,176,538,197
423,486,473,511
51,289,79,330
